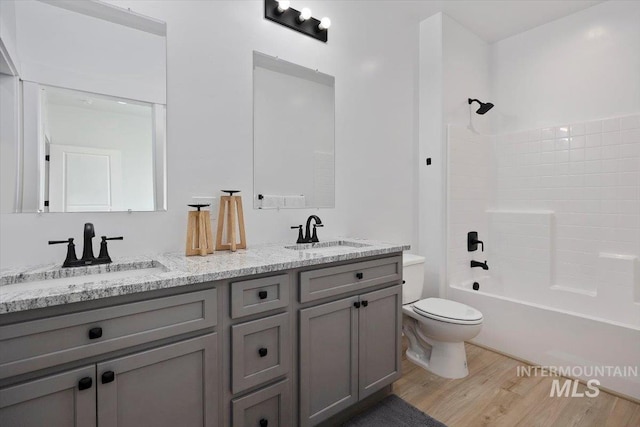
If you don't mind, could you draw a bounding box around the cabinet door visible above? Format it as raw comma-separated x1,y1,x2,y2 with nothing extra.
97,333,218,427
358,285,402,399
0,365,96,427
299,296,358,426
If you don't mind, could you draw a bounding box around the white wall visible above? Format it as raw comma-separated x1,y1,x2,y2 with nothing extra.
491,0,640,133
419,14,491,297
0,1,418,268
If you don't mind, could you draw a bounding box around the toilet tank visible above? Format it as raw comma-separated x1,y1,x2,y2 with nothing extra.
402,254,426,304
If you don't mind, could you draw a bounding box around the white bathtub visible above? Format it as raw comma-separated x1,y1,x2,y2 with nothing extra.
448,279,640,400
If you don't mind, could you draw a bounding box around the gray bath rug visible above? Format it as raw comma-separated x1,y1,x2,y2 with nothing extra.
343,394,448,427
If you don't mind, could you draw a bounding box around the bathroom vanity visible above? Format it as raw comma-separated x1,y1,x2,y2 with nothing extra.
0,240,407,427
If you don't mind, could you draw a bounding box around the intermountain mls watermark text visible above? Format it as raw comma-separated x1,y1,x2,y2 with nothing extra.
516,365,638,398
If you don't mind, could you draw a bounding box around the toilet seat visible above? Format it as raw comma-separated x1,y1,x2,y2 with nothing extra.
412,298,483,325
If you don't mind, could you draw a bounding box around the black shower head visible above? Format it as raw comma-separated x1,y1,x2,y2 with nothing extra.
468,98,494,115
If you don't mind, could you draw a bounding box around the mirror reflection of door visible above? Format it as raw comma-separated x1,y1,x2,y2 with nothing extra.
38,85,156,212
49,145,123,212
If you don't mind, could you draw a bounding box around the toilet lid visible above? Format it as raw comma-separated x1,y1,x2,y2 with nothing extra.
413,298,483,324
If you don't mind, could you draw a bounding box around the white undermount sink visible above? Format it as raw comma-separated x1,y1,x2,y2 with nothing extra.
284,240,372,253
2,263,167,289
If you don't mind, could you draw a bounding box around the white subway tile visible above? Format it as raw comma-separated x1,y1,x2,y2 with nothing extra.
556,138,570,151
620,143,640,158
586,120,602,134
584,160,601,174
601,159,619,173
585,147,602,161
569,161,584,175
555,126,570,138
602,132,621,146
541,151,555,164
570,123,586,136
620,115,640,130
555,150,570,163
570,136,586,149
586,133,602,147
541,139,555,152
603,117,621,133
541,127,555,139
621,129,640,144
528,129,542,141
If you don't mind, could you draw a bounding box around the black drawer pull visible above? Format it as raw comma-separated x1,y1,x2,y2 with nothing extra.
258,347,268,357
353,301,361,309
258,290,268,300
89,327,103,339
78,377,93,390
355,272,364,280
362,300,368,307
259,419,268,427
101,371,115,384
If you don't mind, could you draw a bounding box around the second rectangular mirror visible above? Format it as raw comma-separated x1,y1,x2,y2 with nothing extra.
253,52,335,209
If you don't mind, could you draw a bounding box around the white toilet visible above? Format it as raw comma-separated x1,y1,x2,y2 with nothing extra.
402,254,483,379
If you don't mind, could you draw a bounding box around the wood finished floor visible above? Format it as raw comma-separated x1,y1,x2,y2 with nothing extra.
393,341,640,427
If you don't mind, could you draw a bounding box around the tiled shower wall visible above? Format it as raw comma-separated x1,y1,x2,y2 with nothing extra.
448,114,640,321
495,115,640,295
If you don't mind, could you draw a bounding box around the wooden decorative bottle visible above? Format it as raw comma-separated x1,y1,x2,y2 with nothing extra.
215,190,246,252
185,204,214,256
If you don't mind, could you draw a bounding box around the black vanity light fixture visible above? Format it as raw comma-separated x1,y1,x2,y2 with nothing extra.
264,0,331,43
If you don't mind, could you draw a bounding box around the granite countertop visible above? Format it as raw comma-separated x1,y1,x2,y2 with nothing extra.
0,239,410,314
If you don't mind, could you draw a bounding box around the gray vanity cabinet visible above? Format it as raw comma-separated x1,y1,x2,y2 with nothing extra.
299,284,402,426
299,296,359,426
0,334,218,427
357,285,402,399
0,365,97,427
97,333,218,427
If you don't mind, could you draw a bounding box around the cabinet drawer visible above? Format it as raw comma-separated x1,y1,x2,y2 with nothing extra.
231,274,289,319
232,379,291,427
231,313,290,394
299,256,401,303
0,289,217,379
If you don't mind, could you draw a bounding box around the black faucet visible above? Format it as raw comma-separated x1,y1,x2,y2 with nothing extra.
305,215,323,243
292,216,324,244
49,223,122,268
470,260,489,270
82,223,96,261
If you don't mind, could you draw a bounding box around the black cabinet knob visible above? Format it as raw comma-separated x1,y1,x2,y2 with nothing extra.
78,377,93,390
258,348,268,357
89,327,103,339
362,300,368,307
353,301,361,309
258,291,268,300
259,419,268,427
355,272,364,280
101,371,115,384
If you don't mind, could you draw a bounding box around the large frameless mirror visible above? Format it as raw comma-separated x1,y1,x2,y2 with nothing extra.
253,51,335,209
0,0,167,212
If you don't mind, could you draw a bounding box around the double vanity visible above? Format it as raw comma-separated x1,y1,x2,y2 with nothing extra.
0,240,408,427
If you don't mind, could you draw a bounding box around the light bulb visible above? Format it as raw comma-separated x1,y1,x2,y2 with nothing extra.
276,0,290,13
299,7,312,22
318,17,331,30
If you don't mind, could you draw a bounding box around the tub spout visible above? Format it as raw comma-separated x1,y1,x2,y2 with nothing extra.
471,260,489,270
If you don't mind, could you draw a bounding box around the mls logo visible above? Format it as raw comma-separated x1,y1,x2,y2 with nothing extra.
550,379,600,398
